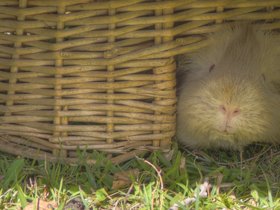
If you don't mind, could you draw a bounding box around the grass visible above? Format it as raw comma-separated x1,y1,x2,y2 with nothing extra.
0,143,279,209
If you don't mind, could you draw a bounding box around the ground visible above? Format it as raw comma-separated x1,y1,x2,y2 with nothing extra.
0,143,279,209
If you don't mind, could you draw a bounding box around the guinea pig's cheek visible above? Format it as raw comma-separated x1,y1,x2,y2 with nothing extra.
214,113,226,131
229,118,239,131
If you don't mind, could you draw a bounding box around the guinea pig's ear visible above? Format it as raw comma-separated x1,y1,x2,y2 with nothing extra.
209,64,215,73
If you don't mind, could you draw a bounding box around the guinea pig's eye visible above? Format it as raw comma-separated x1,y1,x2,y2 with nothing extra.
261,74,266,82
209,64,215,73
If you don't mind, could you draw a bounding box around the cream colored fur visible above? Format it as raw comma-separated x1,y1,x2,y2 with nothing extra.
177,23,280,150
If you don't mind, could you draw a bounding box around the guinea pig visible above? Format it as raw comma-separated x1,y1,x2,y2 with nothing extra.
176,23,280,150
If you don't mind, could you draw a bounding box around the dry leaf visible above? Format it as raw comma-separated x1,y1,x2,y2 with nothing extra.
112,169,139,190
180,156,186,171
64,198,85,210
163,148,174,161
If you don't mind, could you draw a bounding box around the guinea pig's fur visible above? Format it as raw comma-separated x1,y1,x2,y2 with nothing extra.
176,23,280,150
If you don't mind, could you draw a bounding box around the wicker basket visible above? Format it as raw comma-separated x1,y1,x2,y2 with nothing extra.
0,0,279,164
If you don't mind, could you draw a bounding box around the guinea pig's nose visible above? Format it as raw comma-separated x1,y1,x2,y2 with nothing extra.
219,105,240,133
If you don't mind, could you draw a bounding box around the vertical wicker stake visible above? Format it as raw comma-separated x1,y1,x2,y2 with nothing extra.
153,1,175,149
161,6,176,149
153,0,163,148
6,0,27,117
266,5,274,23
53,3,67,158
216,6,224,24
106,8,116,159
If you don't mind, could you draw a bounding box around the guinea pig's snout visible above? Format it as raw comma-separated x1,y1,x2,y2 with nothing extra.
218,104,241,133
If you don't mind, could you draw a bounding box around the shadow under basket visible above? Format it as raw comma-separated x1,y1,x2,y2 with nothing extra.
0,0,280,164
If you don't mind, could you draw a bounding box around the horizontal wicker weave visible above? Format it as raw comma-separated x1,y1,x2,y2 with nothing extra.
0,0,280,164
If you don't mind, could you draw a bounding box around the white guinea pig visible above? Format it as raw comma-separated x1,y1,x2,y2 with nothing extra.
176,23,280,150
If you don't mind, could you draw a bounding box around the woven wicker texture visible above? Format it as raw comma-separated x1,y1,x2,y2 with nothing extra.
0,0,279,164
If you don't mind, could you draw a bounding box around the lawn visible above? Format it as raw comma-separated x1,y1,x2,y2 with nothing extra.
0,143,279,209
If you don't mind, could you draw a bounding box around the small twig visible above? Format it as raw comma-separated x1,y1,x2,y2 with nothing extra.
117,183,134,208
237,146,273,164
136,156,163,190
136,156,164,210
184,145,274,166
112,198,120,210
130,203,141,209
126,183,134,198
36,198,40,210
